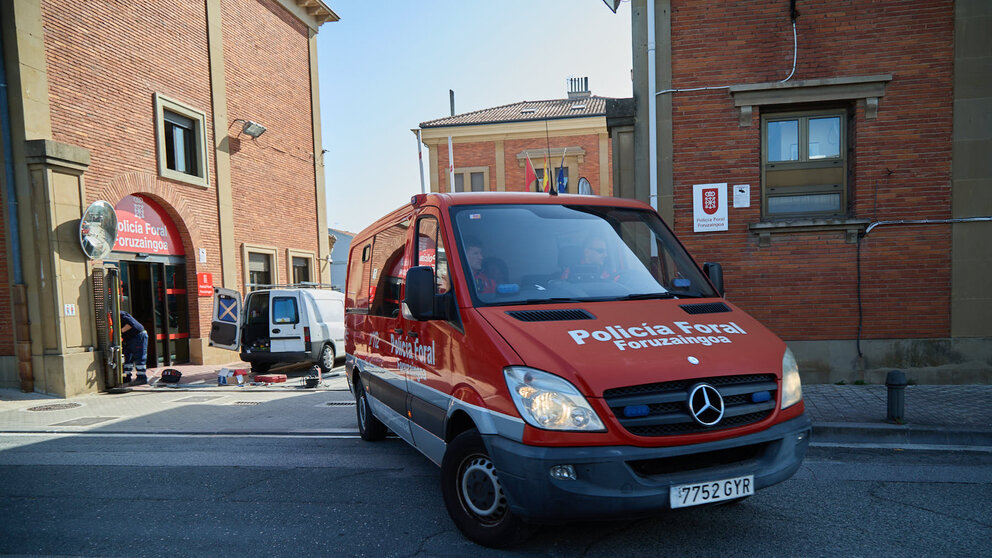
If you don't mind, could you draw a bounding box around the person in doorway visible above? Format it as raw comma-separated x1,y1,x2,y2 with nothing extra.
120,311,149,385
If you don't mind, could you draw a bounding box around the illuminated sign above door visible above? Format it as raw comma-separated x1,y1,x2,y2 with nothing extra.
113,195,185,256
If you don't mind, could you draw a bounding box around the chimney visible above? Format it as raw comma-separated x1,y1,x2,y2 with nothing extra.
567,77,591,99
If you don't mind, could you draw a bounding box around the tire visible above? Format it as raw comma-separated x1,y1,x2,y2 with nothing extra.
354,379,385,441
318,344,336,374
250,362,271,374
440,429,529,548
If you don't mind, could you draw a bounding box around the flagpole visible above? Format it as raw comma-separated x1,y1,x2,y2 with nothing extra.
448,89,456,192
417,128,426,194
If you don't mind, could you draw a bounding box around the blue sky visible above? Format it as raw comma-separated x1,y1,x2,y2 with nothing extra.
317,0,633,234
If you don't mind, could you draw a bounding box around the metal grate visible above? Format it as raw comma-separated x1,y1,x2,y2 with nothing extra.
323,401,355,407
679,302,731,315
505,309,595,322
93,269,107,353
232,401,262,406
28,403,82,412
603,374,777,437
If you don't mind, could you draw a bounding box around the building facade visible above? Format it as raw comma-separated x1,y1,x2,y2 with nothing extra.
0,0,337,396
624,0,991,383
419,80,615,196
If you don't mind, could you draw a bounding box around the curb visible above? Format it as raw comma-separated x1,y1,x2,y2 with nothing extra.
812,421,992,448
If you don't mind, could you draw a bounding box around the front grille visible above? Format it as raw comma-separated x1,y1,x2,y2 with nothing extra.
603,374,777,437
628,441,771,477
505,309,595,322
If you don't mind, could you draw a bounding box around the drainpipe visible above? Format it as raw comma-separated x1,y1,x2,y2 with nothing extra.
647,0,658,212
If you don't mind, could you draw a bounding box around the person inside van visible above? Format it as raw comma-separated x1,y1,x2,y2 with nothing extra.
561,234,618,281
464,237,497,294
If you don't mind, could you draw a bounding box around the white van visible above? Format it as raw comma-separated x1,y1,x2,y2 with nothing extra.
209,287,345,374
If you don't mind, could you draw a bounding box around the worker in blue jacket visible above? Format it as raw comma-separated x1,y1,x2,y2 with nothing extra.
120,311,148,385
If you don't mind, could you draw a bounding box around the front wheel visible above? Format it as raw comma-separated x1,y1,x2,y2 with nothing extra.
317,344,335,374
440,429,529,548
354,379,385,441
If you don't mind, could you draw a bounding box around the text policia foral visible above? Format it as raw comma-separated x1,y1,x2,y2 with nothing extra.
568,321,747,351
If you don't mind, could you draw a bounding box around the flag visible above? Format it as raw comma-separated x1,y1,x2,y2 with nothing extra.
543,152,553,193
556,148,568,193
525,155,537,191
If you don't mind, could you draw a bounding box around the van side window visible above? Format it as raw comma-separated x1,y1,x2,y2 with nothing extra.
272,296,299,324
369,220,410,317
416,216,450,294
347,242,371,312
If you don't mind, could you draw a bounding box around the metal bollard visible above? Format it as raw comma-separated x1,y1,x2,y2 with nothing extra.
885,369,907,424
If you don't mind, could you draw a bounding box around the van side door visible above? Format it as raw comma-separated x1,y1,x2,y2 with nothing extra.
364,218,415,444
209,287,243,351
269,290,306,354
403,211,454,463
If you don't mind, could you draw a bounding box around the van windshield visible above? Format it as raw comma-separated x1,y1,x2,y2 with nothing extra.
451,204,718,306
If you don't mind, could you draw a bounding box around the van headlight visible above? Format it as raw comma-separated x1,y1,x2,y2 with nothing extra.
504,367,606,432
781,348,802,409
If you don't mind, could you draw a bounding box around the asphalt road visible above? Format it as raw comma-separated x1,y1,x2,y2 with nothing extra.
0,434,989,557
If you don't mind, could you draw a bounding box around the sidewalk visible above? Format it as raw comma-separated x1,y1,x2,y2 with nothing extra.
0,364,989,449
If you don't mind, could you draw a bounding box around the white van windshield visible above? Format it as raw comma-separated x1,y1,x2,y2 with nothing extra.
451,204,718,305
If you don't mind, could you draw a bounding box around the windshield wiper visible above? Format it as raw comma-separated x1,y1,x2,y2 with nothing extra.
514,297,587,306
618,292,676,300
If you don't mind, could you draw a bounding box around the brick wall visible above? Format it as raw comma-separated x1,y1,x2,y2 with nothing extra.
222,0,317,293
435,132,613,195
668,0,954,341
40,0,318,342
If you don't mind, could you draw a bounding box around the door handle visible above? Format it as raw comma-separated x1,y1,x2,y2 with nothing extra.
272,328,281,334
406,330,418,338
392,328,403,334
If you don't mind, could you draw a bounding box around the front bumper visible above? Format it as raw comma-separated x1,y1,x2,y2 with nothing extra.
485,413,811,522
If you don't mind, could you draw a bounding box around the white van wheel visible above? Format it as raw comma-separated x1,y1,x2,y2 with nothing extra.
318,345,335,373
441,429,529,547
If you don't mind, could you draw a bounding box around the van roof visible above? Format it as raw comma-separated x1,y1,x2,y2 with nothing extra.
355,193,655,239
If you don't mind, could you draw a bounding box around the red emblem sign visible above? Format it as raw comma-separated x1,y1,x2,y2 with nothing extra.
702,188,719,215
113,195,184,255
197,273,213,297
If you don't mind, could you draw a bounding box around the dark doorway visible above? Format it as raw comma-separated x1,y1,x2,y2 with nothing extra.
119,260,190,366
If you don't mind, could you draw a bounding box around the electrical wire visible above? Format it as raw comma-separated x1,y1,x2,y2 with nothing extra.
657,16,799,95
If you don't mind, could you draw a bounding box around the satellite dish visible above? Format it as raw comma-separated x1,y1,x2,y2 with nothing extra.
577,177,593,195
79,200,118,260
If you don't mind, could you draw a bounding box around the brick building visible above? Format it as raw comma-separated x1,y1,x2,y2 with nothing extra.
0,0,337,396
620,0,991,383
418,79,615,196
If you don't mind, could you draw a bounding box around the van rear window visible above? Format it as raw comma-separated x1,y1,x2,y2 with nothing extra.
272,297,299,324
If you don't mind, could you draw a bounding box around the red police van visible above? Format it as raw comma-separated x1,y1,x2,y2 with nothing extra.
345,192,809,547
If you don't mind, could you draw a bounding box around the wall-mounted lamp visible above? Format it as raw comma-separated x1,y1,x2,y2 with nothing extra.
241,120,266,138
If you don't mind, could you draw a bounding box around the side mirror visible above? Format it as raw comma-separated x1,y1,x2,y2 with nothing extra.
703,262,725,297
404,266,436,320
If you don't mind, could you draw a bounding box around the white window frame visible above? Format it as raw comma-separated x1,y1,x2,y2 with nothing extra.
154,93,210,188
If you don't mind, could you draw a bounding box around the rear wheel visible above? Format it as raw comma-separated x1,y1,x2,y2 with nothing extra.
318,344,335,374
441,429,529,547
354,379,385,441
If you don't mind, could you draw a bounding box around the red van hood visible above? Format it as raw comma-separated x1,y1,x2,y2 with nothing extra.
474,299,786,397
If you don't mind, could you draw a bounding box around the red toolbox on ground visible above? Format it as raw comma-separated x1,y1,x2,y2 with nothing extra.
253,373,287,383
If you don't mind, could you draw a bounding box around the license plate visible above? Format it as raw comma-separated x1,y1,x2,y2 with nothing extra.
670,475,754,508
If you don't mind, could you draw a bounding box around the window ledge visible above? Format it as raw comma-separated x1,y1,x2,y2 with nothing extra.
729,74,892,126
748,218,869,246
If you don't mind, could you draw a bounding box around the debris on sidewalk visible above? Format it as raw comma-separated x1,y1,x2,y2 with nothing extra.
254,373,287,384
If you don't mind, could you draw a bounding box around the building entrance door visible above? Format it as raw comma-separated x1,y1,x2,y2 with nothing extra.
120,260,190,366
